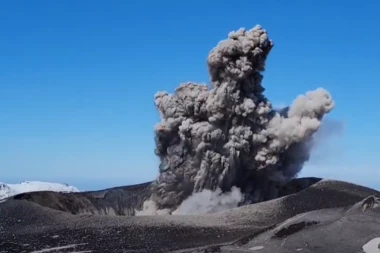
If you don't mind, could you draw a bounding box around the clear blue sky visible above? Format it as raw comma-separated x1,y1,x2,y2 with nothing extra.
1,0,380,190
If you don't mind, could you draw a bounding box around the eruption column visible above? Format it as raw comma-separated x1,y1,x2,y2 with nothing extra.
149,25,334,211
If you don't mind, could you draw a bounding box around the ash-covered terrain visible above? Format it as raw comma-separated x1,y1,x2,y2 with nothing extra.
1,179,380,253
1,24,379,253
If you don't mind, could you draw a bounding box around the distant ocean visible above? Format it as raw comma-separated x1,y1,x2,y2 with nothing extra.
62,179,150,191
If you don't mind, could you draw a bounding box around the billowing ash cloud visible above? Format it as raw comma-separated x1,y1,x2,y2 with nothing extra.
171,186,243,215
147,25,334,213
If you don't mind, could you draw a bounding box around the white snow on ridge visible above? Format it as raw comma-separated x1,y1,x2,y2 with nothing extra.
0,181,80,201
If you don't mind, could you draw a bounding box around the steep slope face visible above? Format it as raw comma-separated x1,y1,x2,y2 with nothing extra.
202,195,380,253
0,181,79,201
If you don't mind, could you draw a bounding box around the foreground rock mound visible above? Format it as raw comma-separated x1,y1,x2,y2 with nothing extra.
1,179,380,253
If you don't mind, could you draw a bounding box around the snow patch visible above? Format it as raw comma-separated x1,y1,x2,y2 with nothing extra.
249,245,264,250
0,181,79,201
362,237,380,253
30,243,88,252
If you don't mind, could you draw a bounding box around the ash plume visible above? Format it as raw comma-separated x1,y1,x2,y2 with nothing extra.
147,25,334,213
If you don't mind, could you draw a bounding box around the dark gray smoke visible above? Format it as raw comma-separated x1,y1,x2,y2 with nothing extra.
149,25,334,212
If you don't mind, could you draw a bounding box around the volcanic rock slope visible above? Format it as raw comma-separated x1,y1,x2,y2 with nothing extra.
1,179,380,253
